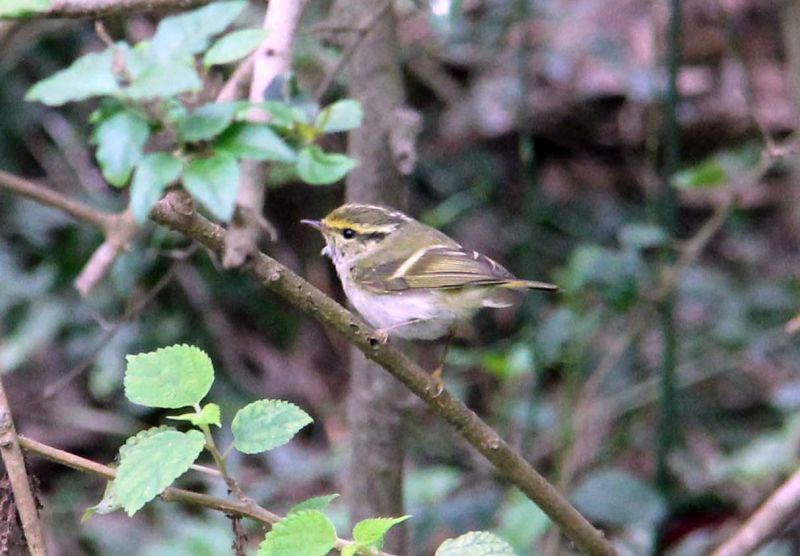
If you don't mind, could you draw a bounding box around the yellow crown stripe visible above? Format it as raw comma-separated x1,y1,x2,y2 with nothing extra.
322,218,399,235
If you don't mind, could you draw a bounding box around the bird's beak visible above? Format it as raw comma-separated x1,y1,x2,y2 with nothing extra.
300,219,323,231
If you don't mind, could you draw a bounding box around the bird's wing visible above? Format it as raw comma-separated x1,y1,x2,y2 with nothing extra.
353,245,517,292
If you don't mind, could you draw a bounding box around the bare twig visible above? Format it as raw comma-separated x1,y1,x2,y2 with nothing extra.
312,0,395,102
17,435,394,555
3,0,216,19
712,467,800,556
222,0,306,269
0,373,46,556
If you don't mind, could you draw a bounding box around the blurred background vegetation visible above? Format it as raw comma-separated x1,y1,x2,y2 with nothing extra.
1,0,799,554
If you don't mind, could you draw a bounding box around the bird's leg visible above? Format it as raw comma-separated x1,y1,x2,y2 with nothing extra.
368,318,425,345
431,329,454,396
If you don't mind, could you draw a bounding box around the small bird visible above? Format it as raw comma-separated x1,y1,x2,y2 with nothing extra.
302,204,558,349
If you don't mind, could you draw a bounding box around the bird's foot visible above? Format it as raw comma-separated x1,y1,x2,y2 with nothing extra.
431,365,444,397
368,328,390,346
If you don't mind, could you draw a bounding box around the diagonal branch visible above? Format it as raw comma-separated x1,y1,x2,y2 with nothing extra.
149,190,618,556
4,0,215,19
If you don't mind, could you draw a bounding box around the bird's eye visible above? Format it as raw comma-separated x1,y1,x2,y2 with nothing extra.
342,228,356,239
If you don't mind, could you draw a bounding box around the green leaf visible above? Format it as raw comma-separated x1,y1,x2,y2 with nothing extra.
177,102,238,143
296,146,356,185
183,152,241,221
0,0,51,18
150,1,248,60
232,399,312,454
673,160,727,189
130,153,183,223
82,479,121,522
92,109,150,187
261,101,307,128
168,402,222,427
571,468,667,526
204,28,268,67
124,57,202,100
352,516,411,550
26,50,118,106
340,545,359,556
215,122,296,163
435,531,516,556
119,426,175,460
288,494,339,515
115,429,206,516
315,99,363,133
258,510,337,556
495,489,550,553
124,345,214,408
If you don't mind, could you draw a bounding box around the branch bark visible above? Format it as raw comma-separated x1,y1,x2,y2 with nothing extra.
222,0,305,268
0,375,47,555
7,0,215,19
711,468,800,556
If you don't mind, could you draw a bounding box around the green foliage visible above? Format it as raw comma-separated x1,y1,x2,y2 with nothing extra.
231,399,313,454
183,152,241,221
91,109,151,187
571,468,667,526
25,50,118,105
288,494,340,515
435,531,517,556
258,510,337,556
351,515,410,552
168,402,222,427
124,345,214,408
215,122,297,163
176,102,239,143
0,0,50,17
115,429,206,515
297,145,358,185
673,160,727,189
23,1,361,222
315,99,364,133
130,153,183,222
204,28,268,67
494,490,550,553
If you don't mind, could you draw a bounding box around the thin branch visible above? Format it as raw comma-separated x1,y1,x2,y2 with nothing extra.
0,176,617,553
312,0,395,102
711,467,800,556
149,190,618,556
5,0,215,19
17,435,394,556
222,0,306,268
0,374,47,555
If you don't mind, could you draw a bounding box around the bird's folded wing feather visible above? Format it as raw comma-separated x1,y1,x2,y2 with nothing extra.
354,245,516,292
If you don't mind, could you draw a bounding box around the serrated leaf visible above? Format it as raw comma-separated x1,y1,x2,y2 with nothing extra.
177,102,238,142
296,146,356,185
288,494,339,515
25,50,118,105
232,399,312,454
124,345,214,408
168,402,222,427
183,152,241,221
435,531,516,556
115,429,206,516
352,516,410,549
0,0,51,17
150,1,248,60
92,109,150,187
130,152,183,222
215,122,296,163
315,100,363,133
571,468,667,526
119,426,176,461
204,28,268,67
258,510,337,556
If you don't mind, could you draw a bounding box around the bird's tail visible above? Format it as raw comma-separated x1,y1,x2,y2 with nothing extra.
502,279,559,292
